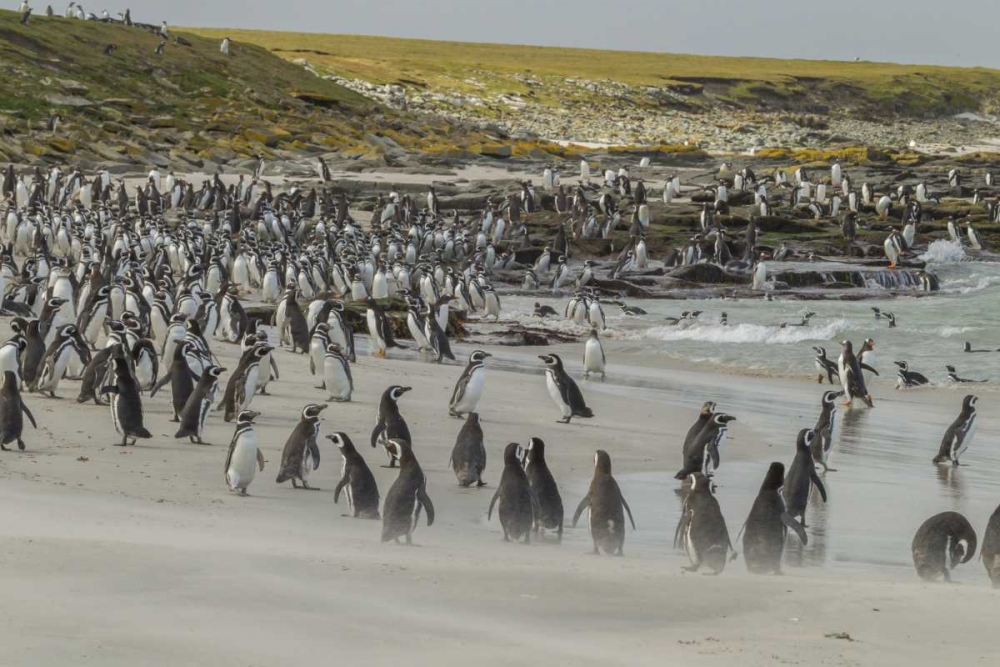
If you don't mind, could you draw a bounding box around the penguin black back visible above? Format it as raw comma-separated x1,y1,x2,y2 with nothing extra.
742,462,805,574
911,512,977,582
522,437,563,540
676,472,735,574
488,443,536,543
371,385,412,468
449,412,486,487
329,432,380,519
572,450,635,555
0,370,36,451
783,429,826,537
982,504,1000,588
381,439,434,544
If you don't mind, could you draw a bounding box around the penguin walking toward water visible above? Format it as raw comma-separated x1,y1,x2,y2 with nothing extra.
572,450,635,556
583,328,606,379
225,410,265,495
838,340,873,407
521,437,563,541
911,512,977,582
676,472,736,574
812,346,839,384
933,395,977,466
539,354,593,423
381,439,435,544
449,350,490,417
371,385,412,468
783,429,827,541
675,412,736,479
329,432,381,519
811,390,843,472
323,343,353,402
276,404,326,489
175,365,226,445
982,505,1000,587
488,443,538,543
449,412,487,487
742,462,806,575
101,352,152,446
894,361,930,389
0,371,37,451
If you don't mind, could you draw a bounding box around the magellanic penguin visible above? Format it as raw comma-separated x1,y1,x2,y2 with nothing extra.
488,442,538,543
742,462,806,575
572,450,635,556
76,345,117,406
219,344,273,422
449,412,487,487
149,341,197,421
323,343,353,402
810,390,844,472
448,350,490,418
521,437,564,541
933,395,977,466
812,346,839,384
328,432,380,519
0,370,37,451
911,512,977,582
175,365,226,444
371,385,412,468
275,403,327,489
675,412,736,479
381,439,435,545
101,351,152,446
539,354,593,424
675,472,736,574
32,324,90,397
782,429,827,543
365,297,404,358
894,361,930,389
982,504,1000,588
225,410,265,495
838,340,873,407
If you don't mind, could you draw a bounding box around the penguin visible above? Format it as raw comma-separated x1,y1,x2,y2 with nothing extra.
130,338,158,392
580,327,608,381
933,395,977,466
32,324,89,397
742,462,807,574
449,412,487,487
424,301,454,363
838,340,873,407
488,442,538,543
894,361,929,389
365,297,403,358
275,403,327,489
675,472,736,574
812,346,839,384
76,345,116,406
521,437,563,541
224,410,266,495
329,432,380,519
381,439,435,544
371,385,412,468
281,294,310,353
572,450,635,556
323,343,353,402
448,349,490,418
911,512,977,582
982,504,1000,588
782,429,827,541
219,344,273,422
101,352,152,446
539,354,593,423
884,312,897,328
0,371,37,451
175,365,225,445
149,341,197,421
946,364,987,383
675,412,736,479
810,390,843,472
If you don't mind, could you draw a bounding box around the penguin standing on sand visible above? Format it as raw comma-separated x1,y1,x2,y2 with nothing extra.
175,365,226,444
583,328,606,379
329,432,381,519
982,505,1000,587
449,412,487,487
572,450,635,556
219,344,272,422
488,443,538,543
838,340,873,407
150,342,197,421
225,410,265,495
0,371,37,451
275,403,326,489
381,439,435,544
675,472,736,574
323,343,353,402
366,297,403,358
811,390,843,472
933,395,977,466
813,346,839,384
539,354,593,423
448,350,490,417
742,462,806,575
911,512,977,582
102,352,152,446
675,413,736,479
371,385,412,468
521,437,563,541
32,324,89,397
424,302,454,362
783,429,827,541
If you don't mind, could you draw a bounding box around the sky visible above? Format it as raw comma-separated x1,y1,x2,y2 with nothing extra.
47,1,1000,69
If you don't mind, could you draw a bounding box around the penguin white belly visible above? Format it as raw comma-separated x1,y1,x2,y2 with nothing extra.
40,348,73,391
954,417,976,460
240,366,260,410
454,368,485,413
262,274,280,303
545,372,571,418
584,339,605,376
256,353,273,390
310,340,326,376
301,448,315,482
109,395,122,435
407,314,429,350
135,353,154,390
367,310,385,353
227,437,259,491
324,359,352,401
685,522,699,565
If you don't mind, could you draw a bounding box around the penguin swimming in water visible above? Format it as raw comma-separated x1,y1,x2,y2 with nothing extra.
911,512,977,582
329,432,381,519
812,346,839,384
448,350,490,418
275,403,326,489
371,385,412,468
675,412,736,479
894,361,930,389
224,410,265,495
0,371,37,451
488,442,538,543
675,472,736,574
102,351,152,446
381,439,434,545
175,365,225,444
572,450,635,556
945,365,987,383
884,312,897,328
782,429,827,542
933,395,977,466
982,505,1000,588
838,340,873,407
449,412,486,487
810,390,843,472
741,462,806,575
539,354,593,423
521,437,563,541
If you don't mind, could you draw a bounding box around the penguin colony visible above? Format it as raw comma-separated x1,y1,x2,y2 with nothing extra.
1,158,999,586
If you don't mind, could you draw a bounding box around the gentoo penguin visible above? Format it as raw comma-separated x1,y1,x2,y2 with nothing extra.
812,346,839,384
675,412,736,479
365,297,403,358
488,443,537,543
175,365,225,444
675,472,735,574
894,361,929,389
149,341,196,421
782,429,827,541
101,352,152,446
982,505,1000,588
381,439,435,544
572,450,635,556
810,390,843,472
224,410,265,495
911,512,977,582
218,344,273,422
838,340,873,407
521,437,563,541
449,412,487,487
0,371,37,451
583,328,606,379
275,404,327,489
742,462,806,575
448,350,490,418
328,432,380,519
371,385,412,468
933,395,978,466
539,354,593,423
323,343,353,402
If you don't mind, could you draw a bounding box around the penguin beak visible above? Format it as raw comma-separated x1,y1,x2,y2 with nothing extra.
316,404,328,412
399,387,412,394
482,353,492,358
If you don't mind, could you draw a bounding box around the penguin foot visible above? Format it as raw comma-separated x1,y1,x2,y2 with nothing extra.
557,418,572,424
0,444,7,451
17,439,25,451
476,479,487,487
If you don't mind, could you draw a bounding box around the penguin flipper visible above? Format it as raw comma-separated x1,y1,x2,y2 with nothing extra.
270,356,280,379
308,437,321,470
418,485,435,526
100,385,119,395
333,475,348,503
861,363,879,376
370,421,384,449
487,488,500,520
149,373,171,398
673,510,689,549
621,495,636,530
256,448,265,472
20,400,37,429
571,494,590,528
811,471,828,502
781,512,808,545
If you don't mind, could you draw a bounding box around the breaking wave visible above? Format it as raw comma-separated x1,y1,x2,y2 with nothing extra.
635,319,851,345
